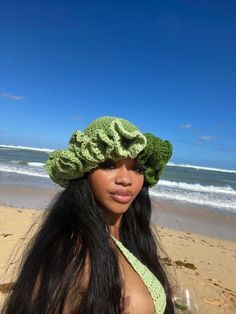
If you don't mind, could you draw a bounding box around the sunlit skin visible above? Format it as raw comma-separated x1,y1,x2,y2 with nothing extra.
89,159,155,314
88,158,145,238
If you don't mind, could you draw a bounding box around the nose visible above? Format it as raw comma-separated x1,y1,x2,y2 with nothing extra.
115,165,132,186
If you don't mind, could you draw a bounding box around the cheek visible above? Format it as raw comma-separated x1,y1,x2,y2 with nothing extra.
88,171,110,196
134,176,144,194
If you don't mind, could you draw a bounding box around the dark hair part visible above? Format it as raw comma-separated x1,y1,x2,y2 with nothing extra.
3,178,174,313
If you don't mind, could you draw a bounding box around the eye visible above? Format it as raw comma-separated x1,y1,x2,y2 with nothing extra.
133,164,146,174
99,160,116,170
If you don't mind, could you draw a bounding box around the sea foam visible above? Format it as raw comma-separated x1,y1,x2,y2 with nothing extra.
0,144,54,153
168,162,236,174
158,180,236,195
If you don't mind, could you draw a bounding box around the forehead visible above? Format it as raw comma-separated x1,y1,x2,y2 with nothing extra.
108,158,137,166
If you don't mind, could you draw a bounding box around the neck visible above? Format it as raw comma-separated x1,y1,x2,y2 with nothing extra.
106,213,123,240
109,224,120,239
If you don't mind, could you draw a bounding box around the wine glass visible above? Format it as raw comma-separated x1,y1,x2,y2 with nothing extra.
172,286,199,313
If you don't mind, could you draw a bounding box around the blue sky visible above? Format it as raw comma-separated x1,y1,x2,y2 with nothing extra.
1,0,236,169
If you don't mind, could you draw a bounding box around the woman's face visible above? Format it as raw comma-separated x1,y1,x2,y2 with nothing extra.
88,158,145,222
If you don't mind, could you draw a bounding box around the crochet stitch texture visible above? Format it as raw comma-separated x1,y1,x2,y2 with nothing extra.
138,133,173,187
45,116,172,187
111,235,166,314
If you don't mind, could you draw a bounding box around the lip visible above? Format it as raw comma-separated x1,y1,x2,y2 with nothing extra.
110,190,133,204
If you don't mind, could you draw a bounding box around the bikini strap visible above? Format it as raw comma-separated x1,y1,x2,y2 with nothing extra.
111,235,166,314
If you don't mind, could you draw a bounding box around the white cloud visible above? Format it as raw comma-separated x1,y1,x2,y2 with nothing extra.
199,135,216,142
180,123,192,129
0,92,25,101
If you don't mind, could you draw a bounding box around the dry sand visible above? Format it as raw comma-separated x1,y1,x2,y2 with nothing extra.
154,226,236,313
0,205,236,313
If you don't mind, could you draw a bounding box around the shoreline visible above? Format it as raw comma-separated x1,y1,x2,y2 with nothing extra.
151,199,236,241
1,182,236,241
0,182,61,209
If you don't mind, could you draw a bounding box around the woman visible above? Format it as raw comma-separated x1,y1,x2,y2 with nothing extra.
3,116,175,313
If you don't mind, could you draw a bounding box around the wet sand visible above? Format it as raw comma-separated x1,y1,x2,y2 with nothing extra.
151,199,236,241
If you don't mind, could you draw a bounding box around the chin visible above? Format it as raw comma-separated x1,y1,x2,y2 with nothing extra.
104,203,131,216
111,206,130,214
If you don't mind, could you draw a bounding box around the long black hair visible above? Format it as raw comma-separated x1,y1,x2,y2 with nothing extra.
3,177,174,313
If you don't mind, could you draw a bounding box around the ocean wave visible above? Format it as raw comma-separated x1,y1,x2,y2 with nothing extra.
0,165,48,178
28,162,45,167
1,162,235,196
168,162,236,174
10,161,44,167
0,144,54,153
12,160,28,165
150,190,236,213
1,161,235,213
158,180,236,195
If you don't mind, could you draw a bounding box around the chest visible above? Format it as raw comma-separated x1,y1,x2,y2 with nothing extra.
118,251,155,314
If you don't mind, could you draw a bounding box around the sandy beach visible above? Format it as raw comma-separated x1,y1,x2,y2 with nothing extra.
1,156,236,314
0,202,236,313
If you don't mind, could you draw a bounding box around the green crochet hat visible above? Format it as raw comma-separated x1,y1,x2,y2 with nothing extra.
45,116,173,187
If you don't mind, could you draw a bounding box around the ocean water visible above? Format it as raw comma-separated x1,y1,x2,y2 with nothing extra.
1,144,236,214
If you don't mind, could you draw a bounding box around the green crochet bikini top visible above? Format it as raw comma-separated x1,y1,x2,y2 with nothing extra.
111,236,166,314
